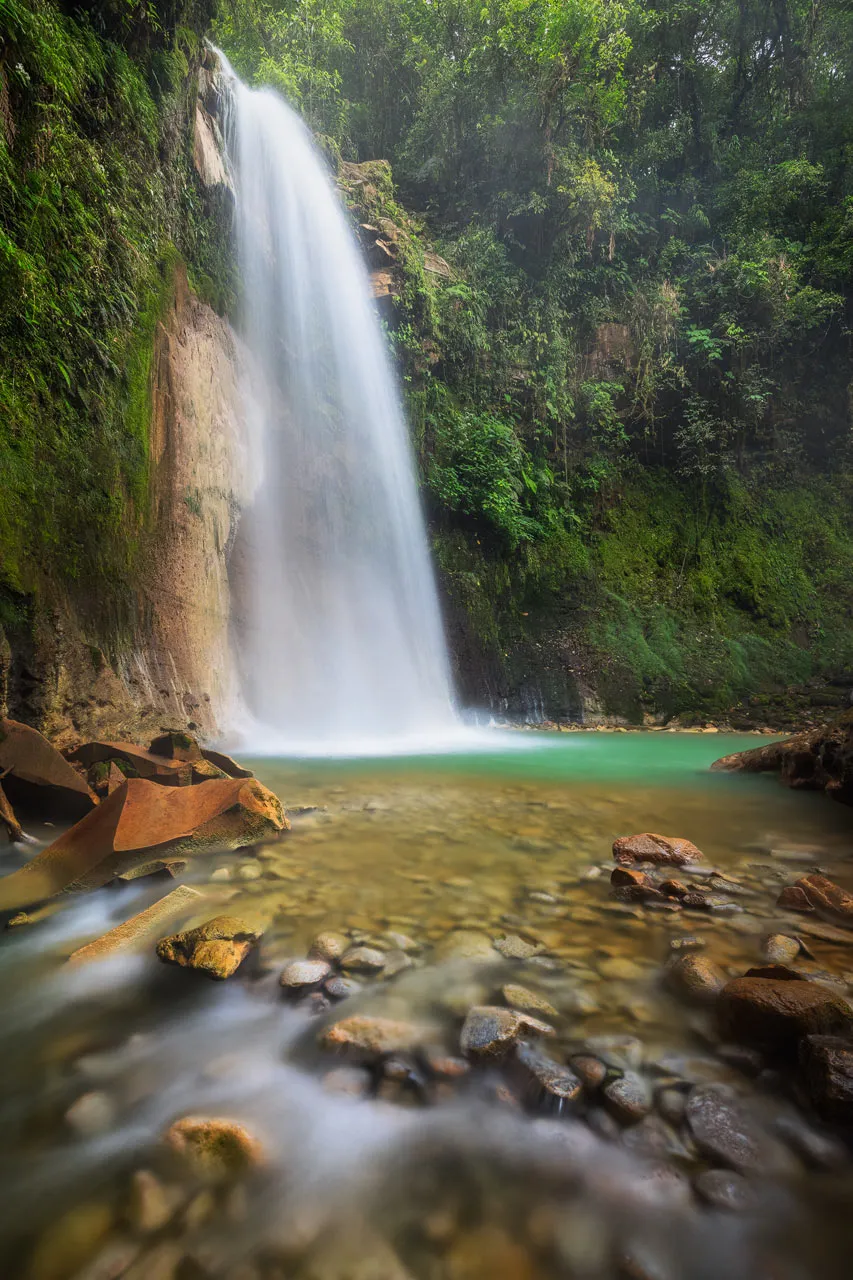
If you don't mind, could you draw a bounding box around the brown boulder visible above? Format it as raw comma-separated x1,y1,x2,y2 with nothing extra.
711,709,853,806
0,776,286,910
799,1034,853,1124
610,866,652,888
0,718,95,816
612,833,703,867
717,976,853,1054
776,874,853,929
156,915,263,979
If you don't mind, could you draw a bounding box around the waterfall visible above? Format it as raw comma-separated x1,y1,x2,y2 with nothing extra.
216,55,458,753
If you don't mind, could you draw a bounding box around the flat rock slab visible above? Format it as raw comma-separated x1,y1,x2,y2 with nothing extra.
0,718,96,816
686,1085,793,1174
613,833,703,867
0,776,286,910
68,886,203,965
157,915,263,979
718,976,853,1053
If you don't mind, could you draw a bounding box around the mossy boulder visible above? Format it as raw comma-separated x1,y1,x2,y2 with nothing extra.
163,1116,264,1182
157,914,264,979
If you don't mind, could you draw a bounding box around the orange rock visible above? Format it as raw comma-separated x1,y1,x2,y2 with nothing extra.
321,1015,431,1058
148,730,204,762
0,718,96,816
200,747,252,779
610,866,650,888
612,833,703,866
163,1116,263,1181
0,776,286,910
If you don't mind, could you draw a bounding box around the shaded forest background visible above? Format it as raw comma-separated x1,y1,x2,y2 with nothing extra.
2,0,853,722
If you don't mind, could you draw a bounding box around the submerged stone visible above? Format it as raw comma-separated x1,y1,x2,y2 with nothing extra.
163,1116,263,1182
320,1015,430,1059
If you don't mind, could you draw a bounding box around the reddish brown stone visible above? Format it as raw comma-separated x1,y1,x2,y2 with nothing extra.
718,976,853,1055
0,718,96,816
0,776,286,910
611,866,651,888
777,874,853,929
612,833,703,867
777,884,814,913
659,879,688,898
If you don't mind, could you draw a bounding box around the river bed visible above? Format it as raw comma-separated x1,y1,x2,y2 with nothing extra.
2,732,853,1279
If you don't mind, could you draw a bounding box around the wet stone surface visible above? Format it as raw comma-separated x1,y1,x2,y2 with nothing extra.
3,736,853,1279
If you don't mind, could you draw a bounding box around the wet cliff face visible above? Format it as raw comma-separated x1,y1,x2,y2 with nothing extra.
0,60,246,747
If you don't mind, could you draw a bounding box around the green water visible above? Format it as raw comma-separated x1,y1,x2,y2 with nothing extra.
1,732,852,1280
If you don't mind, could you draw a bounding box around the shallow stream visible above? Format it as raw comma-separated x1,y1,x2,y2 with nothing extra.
2,732,853,1280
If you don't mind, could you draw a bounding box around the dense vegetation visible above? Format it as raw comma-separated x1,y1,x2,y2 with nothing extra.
1,0,851,720
217,0,853,719
0,0,222,627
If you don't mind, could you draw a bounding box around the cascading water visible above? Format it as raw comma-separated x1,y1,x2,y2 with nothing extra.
216,54,458,753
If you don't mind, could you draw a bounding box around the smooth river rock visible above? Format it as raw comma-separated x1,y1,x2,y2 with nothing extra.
320,1015,431,1059
686,1085,792,1174
717,975,853,1053
280,959,332,991
664,953,726,1005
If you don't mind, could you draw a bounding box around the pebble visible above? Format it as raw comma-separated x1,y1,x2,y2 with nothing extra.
493,934,543,960
763,933,801,965
664,953,726,1005
512,1042,583,1107
569,1055,607,1090
655,1087,687,1126
340,946,387,973
584,1035,643,1070
324,974,363,999
669,935,706,953
693,1168,755,1211
435,930,497,962
280,959,332,991
237,862,262,881
308,932,349,963
126,1170,181,1234
65,1090,116,1137
501,983,558,1019
602,1072,651,1125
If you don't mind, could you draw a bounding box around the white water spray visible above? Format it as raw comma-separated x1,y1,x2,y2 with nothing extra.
216,55,459,753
